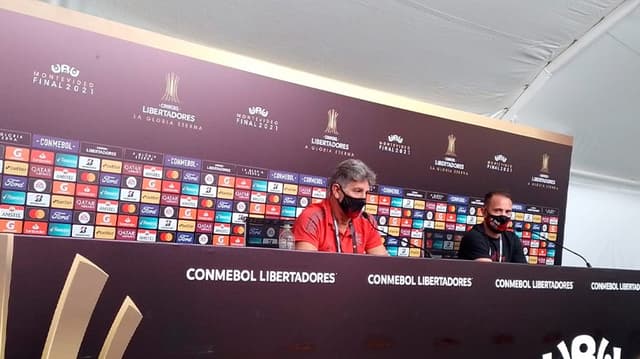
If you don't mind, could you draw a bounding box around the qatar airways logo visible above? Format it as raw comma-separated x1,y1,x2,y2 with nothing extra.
542,335,621,359
32,63,95,95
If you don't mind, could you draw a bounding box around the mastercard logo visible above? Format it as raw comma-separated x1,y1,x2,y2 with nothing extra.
121,203,137,214
448,205,456,213
160,232,174,242
524,223,531,230
166,170,180,180
232,225,245,235
200,199,214,208
268,194,280,203
80,172,97,183
403,209,412,217
28,208,46,219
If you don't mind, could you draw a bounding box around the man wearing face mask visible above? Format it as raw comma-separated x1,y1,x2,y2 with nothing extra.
293,159,388,255
457,191,526,263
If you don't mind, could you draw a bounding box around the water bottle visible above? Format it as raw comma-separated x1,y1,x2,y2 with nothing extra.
279,224,295,250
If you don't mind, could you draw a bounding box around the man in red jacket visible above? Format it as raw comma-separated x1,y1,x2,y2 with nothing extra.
293,159,388,255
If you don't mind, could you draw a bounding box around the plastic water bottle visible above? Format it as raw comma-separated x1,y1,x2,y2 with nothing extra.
279,224,295,250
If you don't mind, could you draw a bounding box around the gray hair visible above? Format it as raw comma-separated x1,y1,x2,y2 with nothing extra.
328,159,376,187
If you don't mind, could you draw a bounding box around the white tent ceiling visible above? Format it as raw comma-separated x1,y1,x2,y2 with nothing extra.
40,0,640,183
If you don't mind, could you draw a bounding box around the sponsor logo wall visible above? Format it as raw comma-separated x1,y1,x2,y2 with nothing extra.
0,9,572,264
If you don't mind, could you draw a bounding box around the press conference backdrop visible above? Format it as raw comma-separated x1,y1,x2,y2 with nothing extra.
0,4,572,264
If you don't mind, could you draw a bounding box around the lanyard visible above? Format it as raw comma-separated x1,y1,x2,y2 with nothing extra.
489,234,503,263
333,217,358,254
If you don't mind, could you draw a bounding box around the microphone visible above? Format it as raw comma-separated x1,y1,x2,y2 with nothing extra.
529,232,592,268
361,212,432,258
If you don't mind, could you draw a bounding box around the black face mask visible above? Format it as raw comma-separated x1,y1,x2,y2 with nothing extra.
337,185,366,219
487,214,511,233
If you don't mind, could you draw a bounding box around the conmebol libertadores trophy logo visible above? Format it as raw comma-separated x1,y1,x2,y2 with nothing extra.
541,153,551,174
325,109,339,135
445,134,457,157
0,234,142,359
32,63,95,96
133,72,202,131
161,72,181,104
305,109,354,157
528,153,558,190
541,334,621,359
429,134,468,176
